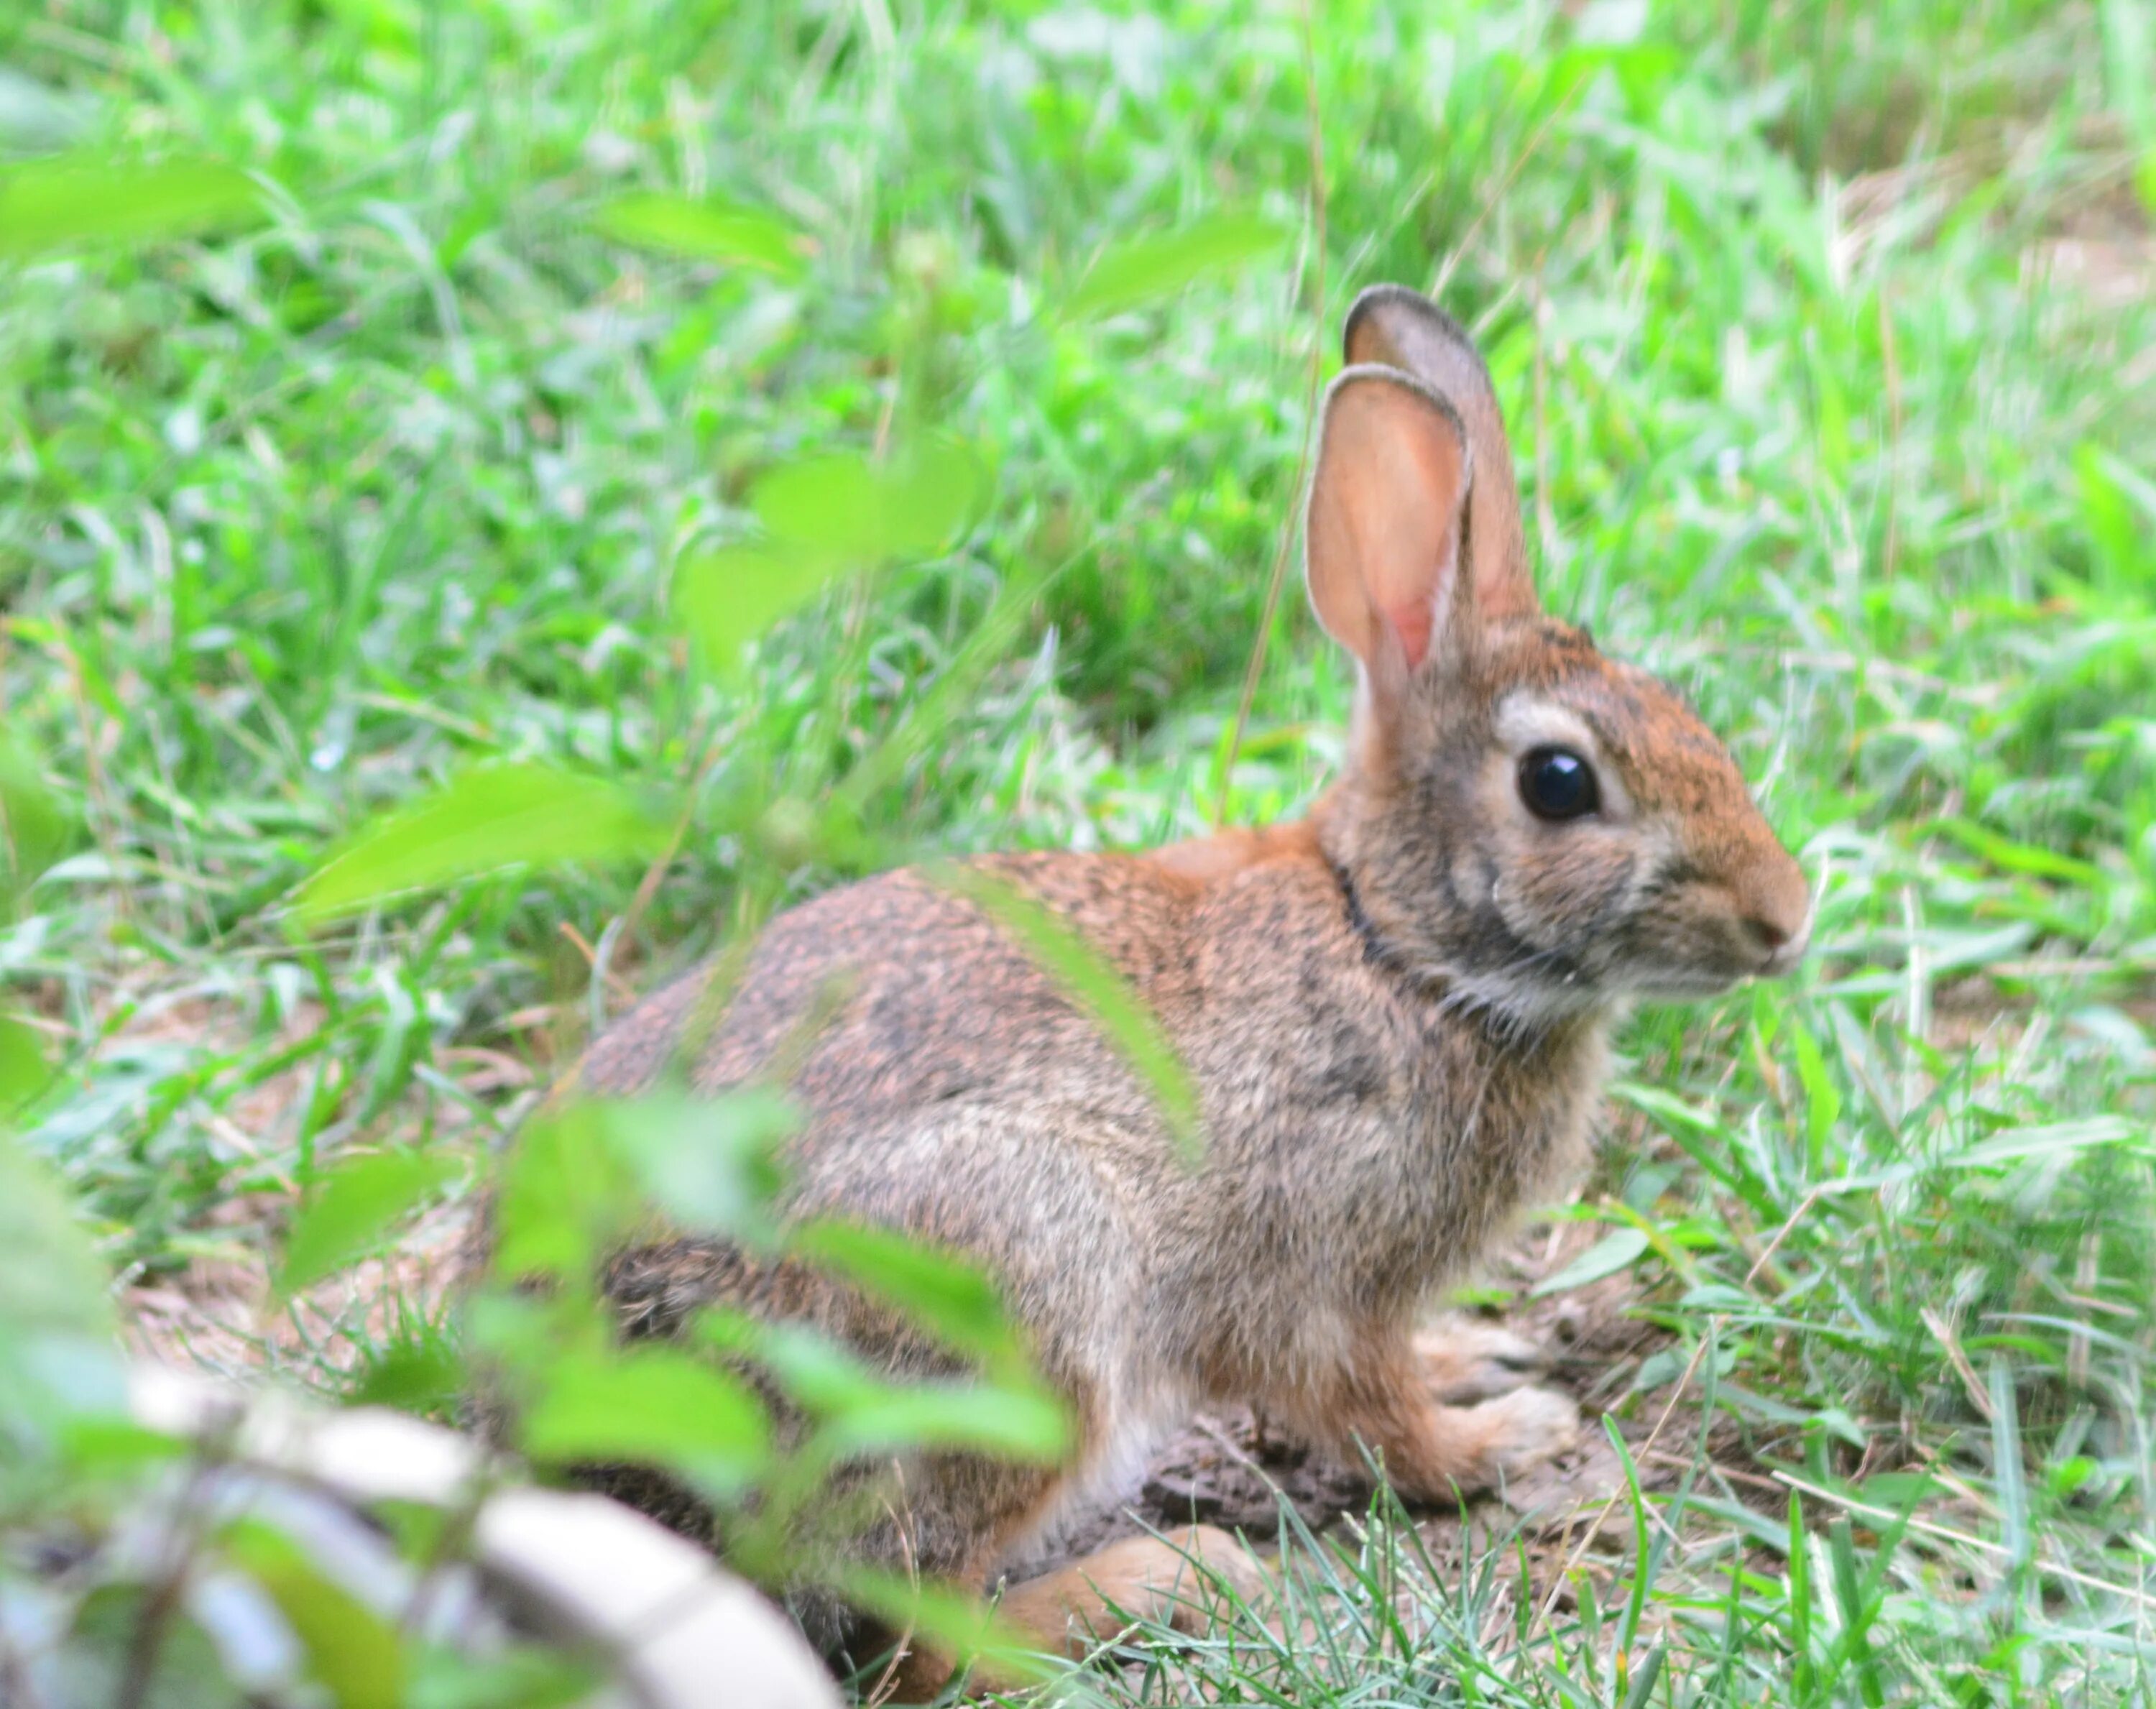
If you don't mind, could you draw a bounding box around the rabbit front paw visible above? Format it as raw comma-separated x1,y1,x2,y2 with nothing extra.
1472,1384,1583,1478
1414,1320,1548,1404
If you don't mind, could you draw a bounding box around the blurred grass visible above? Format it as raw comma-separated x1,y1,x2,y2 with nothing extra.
1,0,2152,1700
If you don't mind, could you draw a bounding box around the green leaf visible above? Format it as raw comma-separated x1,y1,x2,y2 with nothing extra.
489,1100,643,1284
1061,208,1284,322
277,1149,461,1298
520,1347,768,1492
292,765,668,920
672,543,857,676
751,439,986,562
0,1011,50,1110
0,154,264,260
747,1325,1069,1459
1619,1643,1666,1709
1787,1018,1841,1171
0,734,68,916
828,1565,1055,1690
927,862,1203,1158
790,1217,1018,1360
675,441,987,676
1530,1227,1651,1297
826,1380,1069,1460
0,1129,124,1443
589,190,807,278
347,1340,462,1415
602,1088,796,1240
1933,814,2108,888
224,1519,405,1709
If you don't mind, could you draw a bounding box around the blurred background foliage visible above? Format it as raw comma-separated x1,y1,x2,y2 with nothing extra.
1,0,2154,1702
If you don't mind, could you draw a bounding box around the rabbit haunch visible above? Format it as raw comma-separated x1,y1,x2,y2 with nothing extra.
481,283,1810,1695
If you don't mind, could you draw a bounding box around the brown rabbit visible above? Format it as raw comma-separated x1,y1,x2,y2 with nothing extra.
496,285,1810,1694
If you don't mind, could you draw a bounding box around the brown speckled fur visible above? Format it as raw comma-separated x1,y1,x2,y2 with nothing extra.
468,286,1810,1693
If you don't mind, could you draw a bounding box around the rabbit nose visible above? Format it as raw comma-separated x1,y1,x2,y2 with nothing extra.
1735,862,1811,971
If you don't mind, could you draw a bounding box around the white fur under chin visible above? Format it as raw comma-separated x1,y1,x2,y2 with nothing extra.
1430,961,1615,1043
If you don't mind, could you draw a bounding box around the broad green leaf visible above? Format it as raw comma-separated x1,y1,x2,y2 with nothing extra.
789,1217,1017,1360
292,765,668,919
672,543,853,676
0,1130,124,1442
0,1011,50,1109
590,190,806,278
489,1100,643,1284
0,734,68,916
676,441,987,674
0,1109,82,1286
928,862,1203,1158
277,1149,461,1297
1061,208,1284,322
520,1348,768,1491
747,1325,1069,1459
602,1088,796,1239
0,155,264,260
829,1566,1054,1690
822,1380,1069,1460
224,1520,404,1709
1530,1227,1650,1297
751,439,986,563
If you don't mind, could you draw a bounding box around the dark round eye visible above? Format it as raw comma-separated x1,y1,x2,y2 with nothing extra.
1518,746,1599,821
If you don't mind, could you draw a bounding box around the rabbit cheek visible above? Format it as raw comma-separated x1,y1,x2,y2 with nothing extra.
1488,830,1637,975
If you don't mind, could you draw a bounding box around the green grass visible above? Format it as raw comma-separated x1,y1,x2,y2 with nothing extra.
3,0,2155,1702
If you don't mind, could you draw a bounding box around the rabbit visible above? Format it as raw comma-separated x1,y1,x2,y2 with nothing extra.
486,282,1812,1696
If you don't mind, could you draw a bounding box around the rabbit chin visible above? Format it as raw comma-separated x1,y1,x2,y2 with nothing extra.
1616,961,1758,1002
1452,954,1754,1029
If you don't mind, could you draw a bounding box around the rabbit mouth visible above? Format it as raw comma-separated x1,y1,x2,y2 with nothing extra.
1619,961,1761,1001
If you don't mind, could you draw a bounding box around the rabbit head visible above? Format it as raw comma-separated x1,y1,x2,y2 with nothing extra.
1307,285,1810,1026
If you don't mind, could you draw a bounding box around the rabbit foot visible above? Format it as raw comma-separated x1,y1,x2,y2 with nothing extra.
1414,1319,1547,1404
1471,1383,1583,1480
1367,1386,1583,1504
889,1525,1268,1697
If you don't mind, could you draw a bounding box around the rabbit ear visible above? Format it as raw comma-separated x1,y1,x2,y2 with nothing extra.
1305,365,1472,685
1342,285,1537,623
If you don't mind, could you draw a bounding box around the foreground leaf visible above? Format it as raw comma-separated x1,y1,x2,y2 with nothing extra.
1061,208,1283,321
0,154,264,260
590,190,806,278
1531,1227,1650,1297
751,439,986,563
293,765,668,919
929,863,1203,1158
791,1217,1018,1361
277,1150,461,1298
673,543,855,676
0,1130,124,1441
520,1348,769,1493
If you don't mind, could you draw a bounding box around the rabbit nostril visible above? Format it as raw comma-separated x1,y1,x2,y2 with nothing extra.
1745,915,1791,953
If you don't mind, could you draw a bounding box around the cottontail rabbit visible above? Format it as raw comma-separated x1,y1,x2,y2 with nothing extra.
496,285,1810,1694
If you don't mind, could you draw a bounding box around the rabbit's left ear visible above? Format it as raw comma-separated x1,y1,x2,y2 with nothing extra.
1343,285,1538,624
1304,365,1472,683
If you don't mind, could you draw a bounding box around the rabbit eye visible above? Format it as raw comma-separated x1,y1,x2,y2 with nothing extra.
1519,747,1599,821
